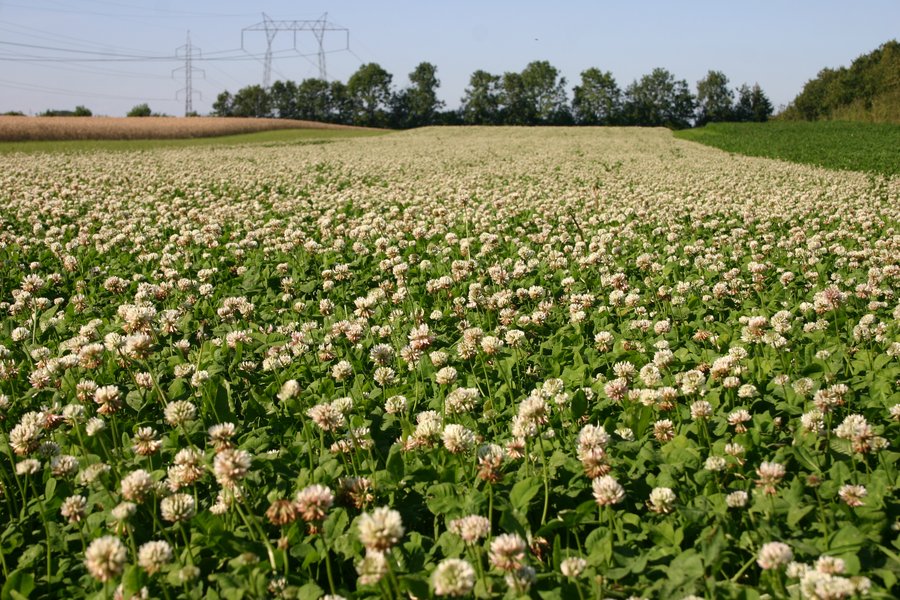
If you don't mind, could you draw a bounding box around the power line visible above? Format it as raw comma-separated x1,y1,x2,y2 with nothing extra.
0,40,168,59
0,22,172,56
1,12,358,113
0,76,173,102
48,0,256,19
0,48,301,63
1,1,253,20
1,55,172,80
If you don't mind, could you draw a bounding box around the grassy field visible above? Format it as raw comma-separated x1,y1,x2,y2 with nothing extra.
0,127,386,154
675,120,900,177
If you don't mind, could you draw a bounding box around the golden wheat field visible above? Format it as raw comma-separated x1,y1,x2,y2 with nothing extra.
0,116,368,142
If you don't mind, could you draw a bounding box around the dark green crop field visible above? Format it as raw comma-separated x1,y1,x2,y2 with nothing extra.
675,121,900,177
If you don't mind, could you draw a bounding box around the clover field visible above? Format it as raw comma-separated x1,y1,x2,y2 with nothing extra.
1,126,899,600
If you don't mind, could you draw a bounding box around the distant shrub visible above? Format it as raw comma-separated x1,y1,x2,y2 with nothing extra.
127,103,152,117
41,106,93,117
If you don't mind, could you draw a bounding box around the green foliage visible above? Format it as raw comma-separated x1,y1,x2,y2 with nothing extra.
347,63,394,127
782,40,900,123
293,79,332,122
477,61,572,125
460,70,502,124
211,86,273,118
209,63,781,130
0,126,898,598
675,120,900,176
572,68,622,125
695,70,734,126
327,81,355,124
39,106,93,117
623,67,695,129
733,84,774,123
391,62,445,128
126,104,153,118
516,60,571,125
232,85,272,118
215,64,758,130
269,80,299,120
211,91,234,117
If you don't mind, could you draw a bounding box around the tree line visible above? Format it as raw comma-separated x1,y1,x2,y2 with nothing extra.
780,40,899,123
211,61,773,129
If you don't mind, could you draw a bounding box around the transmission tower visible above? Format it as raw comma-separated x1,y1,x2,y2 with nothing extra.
173,31,204,116
242,13,349,86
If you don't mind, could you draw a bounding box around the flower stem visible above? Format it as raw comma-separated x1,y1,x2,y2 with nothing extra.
537,434,551,526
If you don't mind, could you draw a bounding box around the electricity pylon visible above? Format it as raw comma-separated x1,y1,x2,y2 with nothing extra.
242,13,349,86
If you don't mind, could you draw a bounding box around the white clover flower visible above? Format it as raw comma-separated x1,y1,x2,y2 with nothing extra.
277,379,300,401
648,487,677,514
489,533,527,572
331,360,353,381
448,515,491,543
213,448,252,488
838,484,867,507
164,400,197,426
442,423,476,453
358,506,404,552
705,456,727,471
560,556,587,577
138,540,173,575
726,490,749,508
384,395,407,414
295,484,334,522
431,558,476,597
121,469,155,502
160,493,196,522
85,536,127,582
435,366,458,385
111,502,137,522
592,475,625,506
60,494,88,523
356,550,388,586
757,542,793,569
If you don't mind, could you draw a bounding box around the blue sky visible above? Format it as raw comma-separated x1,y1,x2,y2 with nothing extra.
1,0,897,116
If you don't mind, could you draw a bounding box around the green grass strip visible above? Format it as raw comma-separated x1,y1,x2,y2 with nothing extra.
675,121,900,177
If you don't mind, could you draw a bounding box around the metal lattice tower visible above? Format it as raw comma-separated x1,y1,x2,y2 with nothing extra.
173,31,204,116
312,13,329,81
242,13,349,85
261,14,278,89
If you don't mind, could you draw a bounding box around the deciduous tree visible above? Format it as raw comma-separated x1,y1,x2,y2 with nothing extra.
295,78,332,122
572,68,622,125
460,70,502,124
404,62,444,127
347,63,393,127
696,70,734,125
623,68,695,129
270,80,299,120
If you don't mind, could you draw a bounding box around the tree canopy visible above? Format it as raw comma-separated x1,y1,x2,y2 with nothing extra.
210,60,779,129
573,68,622,125
782,40,900,123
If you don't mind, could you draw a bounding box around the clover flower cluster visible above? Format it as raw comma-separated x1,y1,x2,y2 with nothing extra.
0,126,897,598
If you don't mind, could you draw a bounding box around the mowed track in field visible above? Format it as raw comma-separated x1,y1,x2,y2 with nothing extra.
0,116,374,142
